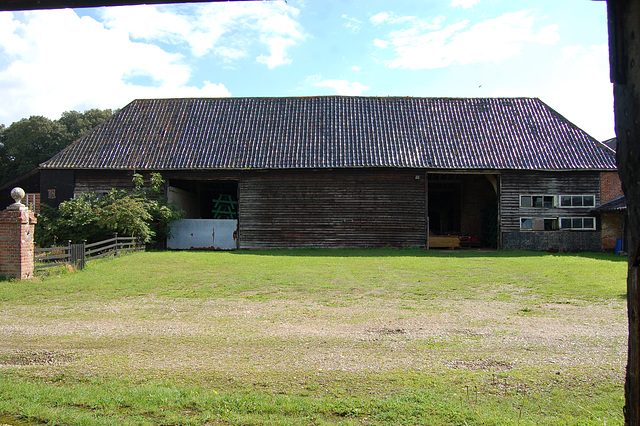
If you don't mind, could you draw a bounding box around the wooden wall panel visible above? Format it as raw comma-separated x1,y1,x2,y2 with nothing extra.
40,170,75,208
500,171,601,232
239,169,426,249
74,170,136,194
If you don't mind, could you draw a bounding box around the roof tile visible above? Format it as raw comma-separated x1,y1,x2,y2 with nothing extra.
41,96,616,171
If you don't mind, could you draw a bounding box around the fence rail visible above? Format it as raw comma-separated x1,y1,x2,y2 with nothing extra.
35,233,144,272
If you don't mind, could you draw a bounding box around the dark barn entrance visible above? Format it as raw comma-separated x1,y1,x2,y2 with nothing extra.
427,173,498,248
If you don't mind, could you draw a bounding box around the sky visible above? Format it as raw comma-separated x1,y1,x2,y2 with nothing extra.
0,0,615,141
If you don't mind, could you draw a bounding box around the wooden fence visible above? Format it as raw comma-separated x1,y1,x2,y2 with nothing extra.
35,233,144,272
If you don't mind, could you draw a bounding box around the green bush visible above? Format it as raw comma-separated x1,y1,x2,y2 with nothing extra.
35,173,184,247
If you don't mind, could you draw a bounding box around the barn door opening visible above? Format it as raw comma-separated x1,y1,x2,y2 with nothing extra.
428,173,498,249
428,178,462,234
166,179,239,250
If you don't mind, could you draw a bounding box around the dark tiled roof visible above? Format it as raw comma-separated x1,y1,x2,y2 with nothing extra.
593,195,627,212
41,96,616,171
603,137,617,152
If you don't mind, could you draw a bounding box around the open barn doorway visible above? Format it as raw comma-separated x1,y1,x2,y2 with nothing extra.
166,179,239,249
428,173,498,249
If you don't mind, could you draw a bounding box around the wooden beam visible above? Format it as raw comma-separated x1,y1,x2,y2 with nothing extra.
0,0,237,11
607,0,640,423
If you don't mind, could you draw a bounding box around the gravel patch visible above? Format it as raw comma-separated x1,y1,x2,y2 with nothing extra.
0,296,628,378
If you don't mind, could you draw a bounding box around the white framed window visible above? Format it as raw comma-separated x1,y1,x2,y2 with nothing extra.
520,217,558,231
520,195,555,208
520,217,533,230
559,195,595,208
559,217,596,230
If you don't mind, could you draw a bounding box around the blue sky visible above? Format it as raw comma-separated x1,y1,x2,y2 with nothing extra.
0,0,614,140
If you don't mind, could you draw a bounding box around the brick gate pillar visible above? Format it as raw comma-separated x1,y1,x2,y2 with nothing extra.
0,188,38,279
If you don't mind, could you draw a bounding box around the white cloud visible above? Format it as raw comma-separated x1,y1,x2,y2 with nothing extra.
370,11,416,26
370,12,389,25
373,39,390,49
312,79,371,96
0,1,304,125
257,36,296,68
342,14,362,33
214,46,247,61
0,9,230,126
451,0,481,9
489,43,613,140
100,5,190,41
375,10,559,70
101,2,304,65
542,44,614,140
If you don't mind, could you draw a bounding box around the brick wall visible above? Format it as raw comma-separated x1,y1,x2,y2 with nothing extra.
601,171,624,203
0,203,37,279
599,172,625,251
601,212,624,251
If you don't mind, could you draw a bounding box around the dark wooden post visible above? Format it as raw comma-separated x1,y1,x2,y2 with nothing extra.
607,0,640,422
70,242,85,270
114,232,118,257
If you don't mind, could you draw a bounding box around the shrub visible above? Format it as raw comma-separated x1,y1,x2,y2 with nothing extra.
35,173,184,247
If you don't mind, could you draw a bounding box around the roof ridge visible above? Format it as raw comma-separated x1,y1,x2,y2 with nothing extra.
127,95,545,105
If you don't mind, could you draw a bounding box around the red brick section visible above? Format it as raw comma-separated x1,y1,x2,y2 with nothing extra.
599,171,625,251
602,213,623,250
601,171,624,204
0,204,37,279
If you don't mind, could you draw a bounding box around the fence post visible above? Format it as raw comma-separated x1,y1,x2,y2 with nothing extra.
114,232,118,257
70,241,86,270
81,240,86,269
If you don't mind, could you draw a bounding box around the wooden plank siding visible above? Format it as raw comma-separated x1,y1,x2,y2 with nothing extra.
500,170,602,251
64,167,604,251
238,169,427,249
500,170,601,232
39,170,75,208
74,170,137,195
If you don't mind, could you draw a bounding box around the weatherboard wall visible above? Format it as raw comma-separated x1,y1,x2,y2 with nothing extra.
500,170,602,251
46,167,609,251
238,168,427,249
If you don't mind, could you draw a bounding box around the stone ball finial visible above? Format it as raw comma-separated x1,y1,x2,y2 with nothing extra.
11,187,25,205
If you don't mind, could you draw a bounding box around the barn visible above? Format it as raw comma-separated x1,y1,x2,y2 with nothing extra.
39,96,618,251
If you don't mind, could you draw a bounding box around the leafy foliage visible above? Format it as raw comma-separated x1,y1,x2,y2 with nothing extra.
35,173,184,247
0,109,113,185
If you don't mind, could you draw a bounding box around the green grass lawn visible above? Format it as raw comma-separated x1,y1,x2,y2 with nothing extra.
0,249,629,425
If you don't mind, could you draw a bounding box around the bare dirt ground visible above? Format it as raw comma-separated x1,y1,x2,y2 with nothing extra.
0,295,627,383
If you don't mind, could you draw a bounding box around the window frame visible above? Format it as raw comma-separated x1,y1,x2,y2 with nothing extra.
519,217,558,231
558,194,596,208
520,194,555,208
520,217,533,230
559,216,596,231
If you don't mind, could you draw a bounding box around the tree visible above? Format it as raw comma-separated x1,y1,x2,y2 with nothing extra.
0,109,113,186
0,124,16,184
0,116,65,181
58,109,113,142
